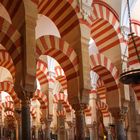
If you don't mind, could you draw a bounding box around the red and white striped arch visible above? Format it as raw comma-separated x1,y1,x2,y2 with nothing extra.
92,1,119,32
36,59,56,90
90,53,119,92
91,19,120,53
90,1,123,59
128,35,140,66
36,59,48,88
5,95,13,103
0,50,15,80
30,106,37,118
2,101,14,112
56,110,66,117
131,19,140,36
128,19,140,66
4,110,14,118
55,66,67,90
33,0,79,12
96,101,110,117
128,20,140,99
0,0,25,30
0,81,19,104
97,78,107,102
0,17,21,66
38,0,80,39
33,89,47,109
132,85,140,101
54,92,72,112
36,35,79,81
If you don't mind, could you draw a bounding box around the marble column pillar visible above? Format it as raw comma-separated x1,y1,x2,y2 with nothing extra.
21,94,31,140
127,94,137,140
15,107,22,140
87,122,98,140
115,121,126,140
88,125,94,140
45,116,52,140
110,107,127,140
107,126,113,140
67,121,75,140
57,114,66,140
17,121,22,140
115,107,128,140
35,126,39,140
89,90,98,140
73,104,86,140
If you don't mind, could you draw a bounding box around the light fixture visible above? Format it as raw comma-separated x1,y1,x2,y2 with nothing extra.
119,0,140,84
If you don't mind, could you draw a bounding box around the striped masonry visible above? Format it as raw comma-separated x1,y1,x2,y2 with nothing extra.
55,66,67,90
90,53,119,93
96,78,106,102
30,106,37,118
33,89,47,109
36,35,79,81
128,36,140,66
96,101,110,117
132,85,140,100
90,1,123,52
0,81,19,104
0,17,21,65
4,110,14,118
2,101,14,112
131,19,140,36
38,0,80,37
53,92,72,112
0,50,15,79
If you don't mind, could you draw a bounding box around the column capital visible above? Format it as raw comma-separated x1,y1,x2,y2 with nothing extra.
66,121,74,128
72,103,87,112
120,106,128,122
20,88,33,107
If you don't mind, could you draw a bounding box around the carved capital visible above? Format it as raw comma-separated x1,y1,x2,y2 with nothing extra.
119,106,128,121
72,103,87,112
21,88,32,106
78,0,93,20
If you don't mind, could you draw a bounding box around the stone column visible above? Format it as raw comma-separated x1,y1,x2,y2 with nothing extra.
115,121,126,140
15,106,22,140
35,126,39,140
107,124,116,140
89,89,98,140
67,121,75,140
111,107,127,140
127,95,137,140
107,127,112,140
57,112,66,140
13,0,37,139
136,113,140,140
21,91,32,140
73,104,86,140
87,122,97,140
45,116,52,140
17,120,22,140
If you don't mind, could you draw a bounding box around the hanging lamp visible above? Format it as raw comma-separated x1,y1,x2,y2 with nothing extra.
119,0,140,84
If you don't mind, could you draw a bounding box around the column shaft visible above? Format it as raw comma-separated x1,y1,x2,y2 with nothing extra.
21,100,31,140
116,122,126,140
74,105,86,140
45,118,52,140
58,116,66,140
